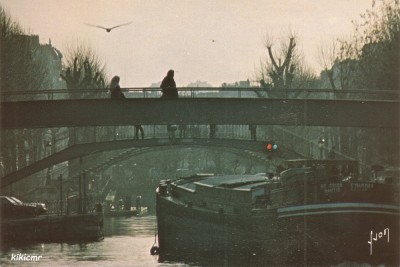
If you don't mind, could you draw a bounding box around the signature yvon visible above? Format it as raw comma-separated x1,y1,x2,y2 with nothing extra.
367,228,389,255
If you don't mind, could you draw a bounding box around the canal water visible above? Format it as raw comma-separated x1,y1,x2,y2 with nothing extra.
0,215,232,267
0,215,382,267
1,215,159,267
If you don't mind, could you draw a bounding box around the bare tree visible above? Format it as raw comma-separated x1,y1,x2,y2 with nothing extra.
0,6,48,98
322,0,400,168
256,31,298,90
60,43,107,98
317,40,339,90
267,35,296,89
60,43,111,172
333,0,399,91
255,30,318,94
0,6,52,178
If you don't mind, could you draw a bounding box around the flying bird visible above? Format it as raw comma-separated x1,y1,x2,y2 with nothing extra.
84,21,133,32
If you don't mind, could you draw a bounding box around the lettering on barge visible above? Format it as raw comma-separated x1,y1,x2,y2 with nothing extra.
320,183,342,193
367,228,389,255
351,183,374,192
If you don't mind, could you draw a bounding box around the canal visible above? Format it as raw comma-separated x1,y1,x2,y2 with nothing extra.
0,215,162,266
0,215,381,266
0,215,236,266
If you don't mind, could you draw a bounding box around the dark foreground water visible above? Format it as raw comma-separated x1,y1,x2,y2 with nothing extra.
0,215,387,267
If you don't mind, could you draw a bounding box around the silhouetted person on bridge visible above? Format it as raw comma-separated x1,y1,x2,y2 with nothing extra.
179,124,187,138
161,70,178,138
134,125,144,139
328,146,336,159
110,76,125,99
167,124,177,140
249,124,257,140
209,124,217,138
160,69,178,98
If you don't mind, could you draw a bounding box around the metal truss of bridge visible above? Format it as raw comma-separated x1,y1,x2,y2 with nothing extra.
1,124,311,188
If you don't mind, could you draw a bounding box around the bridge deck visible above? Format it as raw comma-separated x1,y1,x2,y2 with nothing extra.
1,98,399,129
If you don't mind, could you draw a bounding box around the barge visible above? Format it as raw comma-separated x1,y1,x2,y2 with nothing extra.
156,159,399,266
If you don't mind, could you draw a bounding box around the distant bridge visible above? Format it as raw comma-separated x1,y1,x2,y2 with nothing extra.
0,138,303,188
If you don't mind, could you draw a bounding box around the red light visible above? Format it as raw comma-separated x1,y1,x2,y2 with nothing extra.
266,143,273,151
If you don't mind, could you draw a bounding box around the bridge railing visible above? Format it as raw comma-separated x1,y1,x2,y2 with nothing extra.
3,121,368,185
66,124,250,144
1,124,263,178
1,87,399,101
2,123,362,180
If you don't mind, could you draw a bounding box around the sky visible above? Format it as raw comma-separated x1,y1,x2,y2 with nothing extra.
0,0,373,87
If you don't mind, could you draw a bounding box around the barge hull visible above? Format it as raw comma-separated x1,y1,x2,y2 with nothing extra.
157,195,399,266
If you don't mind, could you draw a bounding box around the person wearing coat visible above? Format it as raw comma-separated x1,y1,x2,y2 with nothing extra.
160,69,178,98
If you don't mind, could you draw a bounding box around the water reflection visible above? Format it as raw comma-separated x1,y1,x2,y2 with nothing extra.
104,216,157,237
0,215,381,266
0,216,163,266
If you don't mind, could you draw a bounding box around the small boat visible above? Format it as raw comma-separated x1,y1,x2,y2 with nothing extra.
103,207,148,217
156,159,399,266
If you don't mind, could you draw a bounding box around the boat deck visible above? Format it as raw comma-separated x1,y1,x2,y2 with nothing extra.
194,175,269,188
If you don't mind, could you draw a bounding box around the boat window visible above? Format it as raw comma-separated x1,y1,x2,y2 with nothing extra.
251,187,265,199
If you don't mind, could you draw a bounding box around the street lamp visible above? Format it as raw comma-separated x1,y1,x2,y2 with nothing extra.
318,138,325,159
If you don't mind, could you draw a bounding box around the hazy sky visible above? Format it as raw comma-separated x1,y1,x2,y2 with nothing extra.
1,0,373,87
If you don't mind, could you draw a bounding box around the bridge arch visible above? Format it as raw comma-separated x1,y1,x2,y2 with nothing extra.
1,137,302,188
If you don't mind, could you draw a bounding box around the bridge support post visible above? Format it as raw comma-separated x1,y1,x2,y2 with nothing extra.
78,157,83,214
59,174,63,215
83,172,87,214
